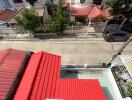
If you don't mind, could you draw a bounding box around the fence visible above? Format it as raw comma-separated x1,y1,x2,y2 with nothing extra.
0,21,107,38
0,27,29,38
65,22,106,34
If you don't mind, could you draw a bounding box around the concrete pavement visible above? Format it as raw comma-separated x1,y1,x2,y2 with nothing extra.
0,40,132,65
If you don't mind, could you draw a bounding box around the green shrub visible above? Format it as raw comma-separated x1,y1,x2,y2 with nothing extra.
15,9,42,32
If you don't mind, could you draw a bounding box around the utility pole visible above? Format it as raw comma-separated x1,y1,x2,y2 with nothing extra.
106,36,132,67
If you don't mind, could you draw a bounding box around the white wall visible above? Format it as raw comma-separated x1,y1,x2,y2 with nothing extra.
85,0,93,5
106,69,123,100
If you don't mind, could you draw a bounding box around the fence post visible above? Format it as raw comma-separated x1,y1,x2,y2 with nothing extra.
72,25,73,30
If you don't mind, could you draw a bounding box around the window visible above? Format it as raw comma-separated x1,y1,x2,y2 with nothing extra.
93,0,102,5
13,0,23,3
80,0,85,4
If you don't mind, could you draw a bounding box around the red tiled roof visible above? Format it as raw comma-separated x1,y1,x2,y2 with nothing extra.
70,6,91,16
69,5,110,20
0,10,4,15
55,79,106,100
88,6,110,20
14,51,61,100
0,9,16,21
0,48,27,100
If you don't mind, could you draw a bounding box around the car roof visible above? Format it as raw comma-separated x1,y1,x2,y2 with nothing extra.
105,29,130,34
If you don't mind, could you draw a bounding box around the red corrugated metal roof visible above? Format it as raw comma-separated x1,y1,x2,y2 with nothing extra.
0,48,27,100
0,9,16,21
14,51,61,100
13,50,106,100
55,79,106,100
0,49,106,100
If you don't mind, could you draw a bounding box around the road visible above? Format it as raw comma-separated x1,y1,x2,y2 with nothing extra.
0,39,132,65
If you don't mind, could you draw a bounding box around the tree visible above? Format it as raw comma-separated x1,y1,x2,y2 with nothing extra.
106,0,132,14
121,7,132,33
44,0,69,34
44,17,56,33
54,0,69,34
15,9,41,32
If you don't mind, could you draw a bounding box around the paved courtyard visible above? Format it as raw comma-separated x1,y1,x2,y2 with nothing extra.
0,40,132,65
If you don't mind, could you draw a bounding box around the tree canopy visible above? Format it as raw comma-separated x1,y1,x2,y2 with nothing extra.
15,9,41,32
107,0,132,14
44,0,69,34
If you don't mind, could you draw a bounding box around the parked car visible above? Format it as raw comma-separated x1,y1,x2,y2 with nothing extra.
103,29,131,42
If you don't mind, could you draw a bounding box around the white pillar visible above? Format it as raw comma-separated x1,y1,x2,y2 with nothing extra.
88,19,91,27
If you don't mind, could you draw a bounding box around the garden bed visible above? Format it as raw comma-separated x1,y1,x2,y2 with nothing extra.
111,66,132,98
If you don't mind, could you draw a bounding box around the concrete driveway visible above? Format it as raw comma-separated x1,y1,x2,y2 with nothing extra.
0,40,132,65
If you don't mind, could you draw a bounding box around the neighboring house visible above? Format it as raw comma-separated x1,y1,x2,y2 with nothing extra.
68,5,110,32
0,9,21,25
0,9,25,35
0,9,16,26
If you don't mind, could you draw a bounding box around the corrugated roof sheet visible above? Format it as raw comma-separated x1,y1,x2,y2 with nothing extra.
14,51,61,100
55,79,106,100
0,48,27,100
120,55,132,77
0,48,105,100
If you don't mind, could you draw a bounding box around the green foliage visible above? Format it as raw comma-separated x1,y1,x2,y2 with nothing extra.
122,19,132,33
44,0,69,34
15,0,69,34
125,82,132,98
15,9,41,32
54,0,69,33
108,0,132,14
122,9,132,33
44,17,56,33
